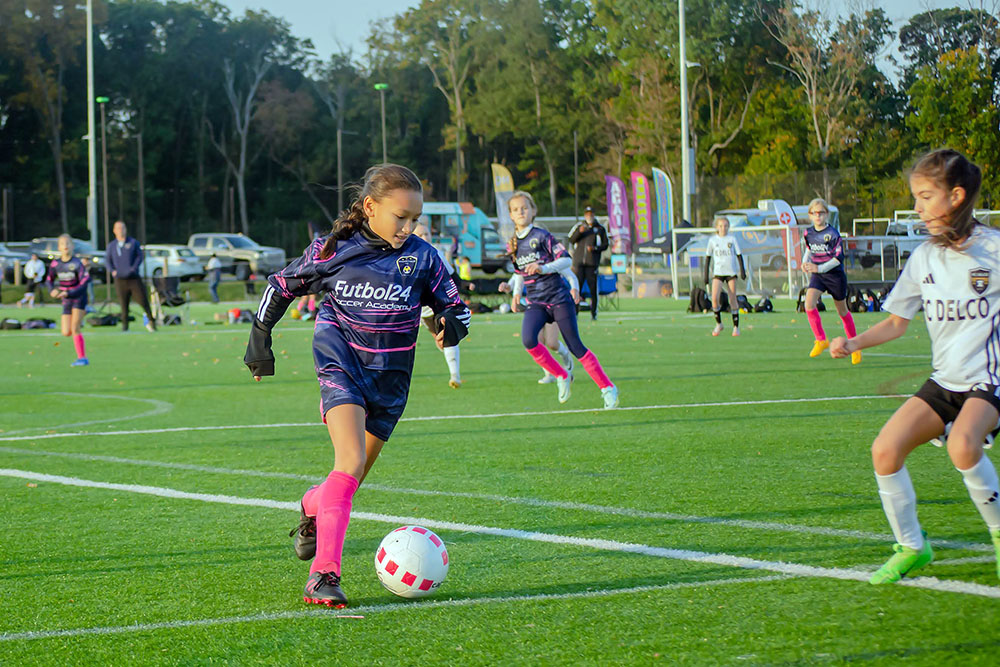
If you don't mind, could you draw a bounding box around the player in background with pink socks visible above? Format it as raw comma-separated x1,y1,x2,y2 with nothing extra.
506,190,618,409
244,164,470,608
46,234,90,367
800,198,861,364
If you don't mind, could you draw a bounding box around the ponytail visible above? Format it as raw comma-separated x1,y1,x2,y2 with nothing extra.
318,163,422,260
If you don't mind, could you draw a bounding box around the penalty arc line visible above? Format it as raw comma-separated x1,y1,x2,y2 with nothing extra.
0,444,992,553
2,468,999,601
0,575,791,643
0,393,910,443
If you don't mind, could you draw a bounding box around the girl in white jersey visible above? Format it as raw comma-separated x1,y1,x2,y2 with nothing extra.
704,217,746,336
830,149,1000,584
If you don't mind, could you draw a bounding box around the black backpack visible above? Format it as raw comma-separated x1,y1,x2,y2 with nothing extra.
1,318,21,330
754,297,773,313
736,294,752,312
688,287,711,313
847,286,866,313
796,287,825,312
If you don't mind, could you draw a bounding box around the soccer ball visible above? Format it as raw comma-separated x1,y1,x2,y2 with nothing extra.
374,525,449,598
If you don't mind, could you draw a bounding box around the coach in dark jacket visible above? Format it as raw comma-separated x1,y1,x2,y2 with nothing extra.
569,206,609,320
108,220,156,332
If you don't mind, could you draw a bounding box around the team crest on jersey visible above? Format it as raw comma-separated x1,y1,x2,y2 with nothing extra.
529,238,539,249
970,268,990,294
396,256,417,276
823,233,832,242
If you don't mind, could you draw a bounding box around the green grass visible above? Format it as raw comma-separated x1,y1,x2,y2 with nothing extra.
2,297,999,664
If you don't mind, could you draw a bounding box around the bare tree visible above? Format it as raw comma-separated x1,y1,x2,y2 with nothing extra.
206,50,270,235
760,1,868,197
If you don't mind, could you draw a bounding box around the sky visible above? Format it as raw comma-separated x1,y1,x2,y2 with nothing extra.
218,0,974,72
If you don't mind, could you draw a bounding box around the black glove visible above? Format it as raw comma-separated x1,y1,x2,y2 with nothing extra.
244,320,275,377
740,271,747,281
438,305,471,347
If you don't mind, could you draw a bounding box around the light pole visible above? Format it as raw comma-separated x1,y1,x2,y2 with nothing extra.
374,83,388,163
85,0,98,245
97,95,111,300
678,0,701,226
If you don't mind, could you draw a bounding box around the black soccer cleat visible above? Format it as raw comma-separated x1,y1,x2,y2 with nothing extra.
303,571,348,608
289,499,317,561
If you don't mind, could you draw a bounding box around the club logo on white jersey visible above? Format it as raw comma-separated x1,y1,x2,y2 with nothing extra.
396,256,417,276
970,268,990,294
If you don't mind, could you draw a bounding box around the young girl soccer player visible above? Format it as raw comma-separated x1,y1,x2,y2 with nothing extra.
414,222,462,388
830,149,1000,583
46,234,90,367
704,216,746,336
244,164,471,607
506,190,618,408
802,198,861,364
502,269,578,384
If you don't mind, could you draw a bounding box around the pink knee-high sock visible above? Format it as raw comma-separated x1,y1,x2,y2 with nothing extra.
840,312,857,338
301,484,321,517
580,350,613,389
73,334,86,359
310,470,360,576
527,344,567,379
805,309,826,341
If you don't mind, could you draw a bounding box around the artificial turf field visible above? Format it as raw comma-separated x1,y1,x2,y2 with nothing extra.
2,296,1000,664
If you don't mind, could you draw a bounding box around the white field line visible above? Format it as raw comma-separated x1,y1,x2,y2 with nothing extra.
0,444,991,553
2,393,173,436
0,575,792,643
2,469,999,601
0,393,909,443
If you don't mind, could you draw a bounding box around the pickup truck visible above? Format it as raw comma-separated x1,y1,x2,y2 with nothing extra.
854,217,927,268
187,233,286,280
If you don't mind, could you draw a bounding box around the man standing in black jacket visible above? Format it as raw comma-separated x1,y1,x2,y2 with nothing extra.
569,206,609,321
108,220,156,332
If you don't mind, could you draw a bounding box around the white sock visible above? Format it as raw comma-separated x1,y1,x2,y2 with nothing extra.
957,455,1000,530
556,341,572,369
443,346,460,380
875,466,924,549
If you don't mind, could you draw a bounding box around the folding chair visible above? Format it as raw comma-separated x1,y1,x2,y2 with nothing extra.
597,274,619,310
150,277,190,325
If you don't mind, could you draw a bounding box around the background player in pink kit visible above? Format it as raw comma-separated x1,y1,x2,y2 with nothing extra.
245,164,470,607
46,234,90,367
801,198,861,364
830,149,1000,583
507,190,618,409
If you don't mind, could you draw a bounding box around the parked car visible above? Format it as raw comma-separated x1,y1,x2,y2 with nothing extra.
680,203,840,271
0,242,31,282
141,244,205,281
28,237,106,280
852,212,928,268
187,233,286,280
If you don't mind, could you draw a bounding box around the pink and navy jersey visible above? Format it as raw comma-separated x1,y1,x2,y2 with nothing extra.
45,256,89,299
804,225,843,266
511,226,572,305
262,232,469,373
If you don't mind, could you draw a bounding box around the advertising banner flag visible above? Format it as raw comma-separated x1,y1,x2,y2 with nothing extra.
630,171,653,246
605,175,631,255
651,167,672,242
491,163,516,240
773,198,802,270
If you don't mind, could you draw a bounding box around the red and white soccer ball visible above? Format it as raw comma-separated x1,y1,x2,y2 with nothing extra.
374,525,449,599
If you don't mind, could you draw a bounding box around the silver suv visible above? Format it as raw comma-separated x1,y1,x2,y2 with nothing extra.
187,233,286,280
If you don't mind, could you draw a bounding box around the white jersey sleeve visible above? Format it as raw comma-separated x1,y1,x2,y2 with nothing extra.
881,247,924,321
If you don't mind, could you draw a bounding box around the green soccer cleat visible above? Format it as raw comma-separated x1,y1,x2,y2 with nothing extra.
991,528,1000,579
869,532,933,584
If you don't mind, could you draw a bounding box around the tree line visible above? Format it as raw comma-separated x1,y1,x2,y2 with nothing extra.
0,0,997,252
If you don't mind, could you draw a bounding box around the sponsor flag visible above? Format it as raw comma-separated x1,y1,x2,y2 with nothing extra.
774,198,802,270
631,171,653,246
651,167,672,248
491,163,516,240
605,175,631,255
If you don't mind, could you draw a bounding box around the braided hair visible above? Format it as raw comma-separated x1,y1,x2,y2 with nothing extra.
506,190,538,257
319,163,422,259
910,149,982,250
